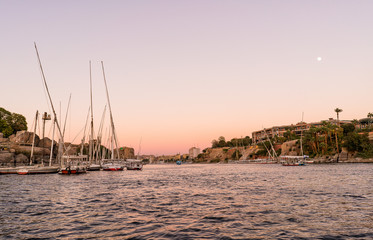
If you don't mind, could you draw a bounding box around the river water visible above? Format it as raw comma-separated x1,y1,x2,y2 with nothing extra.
1,163,372,239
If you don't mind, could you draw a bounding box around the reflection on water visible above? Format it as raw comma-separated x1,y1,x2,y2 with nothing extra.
1,164,373,239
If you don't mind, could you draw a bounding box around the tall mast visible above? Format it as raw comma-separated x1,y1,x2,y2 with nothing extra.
95,106,106,160
81,107,90,156
30,110,38,165
101,61,120,159
34,43,64,148
49,117,55,166
300,112,304,157
89,61,95,163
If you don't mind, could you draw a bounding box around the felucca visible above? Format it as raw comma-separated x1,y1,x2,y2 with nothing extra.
100,61,125,171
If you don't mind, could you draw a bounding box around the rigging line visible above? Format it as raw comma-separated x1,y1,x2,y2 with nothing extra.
30,112,36,136
47,118,52,139
37,65,52,115
81,107,90,156
101,61,120,159
37,114,41,139
62,93,72,139
62,125,86,156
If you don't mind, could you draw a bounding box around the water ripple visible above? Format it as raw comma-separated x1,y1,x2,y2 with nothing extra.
1,164,373,239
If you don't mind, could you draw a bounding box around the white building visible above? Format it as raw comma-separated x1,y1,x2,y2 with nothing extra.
189,147,200,159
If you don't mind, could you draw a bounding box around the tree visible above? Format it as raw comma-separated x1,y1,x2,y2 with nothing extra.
211,139,219,148
367,112,373,129
342,123,355,136
218,136,226,147
343,132,373,158
10,113,27,132
334,108,343,126
0,107,27,137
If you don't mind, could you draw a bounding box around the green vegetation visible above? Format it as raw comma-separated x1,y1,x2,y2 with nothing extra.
343,132,373,158
0,107,27,137
208,110,373,160
211,136,252,148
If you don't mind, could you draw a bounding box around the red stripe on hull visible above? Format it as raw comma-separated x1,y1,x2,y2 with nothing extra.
103,168,123,171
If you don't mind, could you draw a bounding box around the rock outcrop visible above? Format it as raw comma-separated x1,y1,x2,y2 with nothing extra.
280,140,300,156
9,131,40,146
0,152,15,166
117,147,135,159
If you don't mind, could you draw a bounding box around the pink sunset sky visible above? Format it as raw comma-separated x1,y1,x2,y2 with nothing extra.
1,1,373,155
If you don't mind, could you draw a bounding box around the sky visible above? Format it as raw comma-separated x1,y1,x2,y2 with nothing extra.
1,0,373,155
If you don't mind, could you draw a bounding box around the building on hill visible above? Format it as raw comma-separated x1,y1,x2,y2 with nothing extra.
189,147,200,159
252,118,352,144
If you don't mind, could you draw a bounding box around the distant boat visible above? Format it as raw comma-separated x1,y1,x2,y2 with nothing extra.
17,166,60,175
0,167,28,174
100,61,126,171
281,113,307,166
59,155,88,174
102,160,124,171
252,158,278,164
280,156,306,166
126,159,143,170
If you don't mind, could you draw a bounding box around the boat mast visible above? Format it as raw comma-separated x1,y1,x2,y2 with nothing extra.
49,117,55,166
300,112,304,157
30,110,38,165
81,107,91,156
89,61,95,163
34,43,67,167
263,129,278,161
101,61,120,159
34,43,65,148
94,105,106,160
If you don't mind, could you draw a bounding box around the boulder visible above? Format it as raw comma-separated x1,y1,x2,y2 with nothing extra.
117,147,135,159
15,154,29,165
240,146,260,160
9,144,50,156
9,131,40,146
281,140,300,156
0,152,15,166
38,137,54,149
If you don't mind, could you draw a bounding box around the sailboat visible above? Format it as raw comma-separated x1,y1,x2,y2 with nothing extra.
281,113,307,166
126,139,143,170
17,111,60,175
16,44,67,174
0,110,59,175
86,61,101,171
33,43,89,175
100,61,125,171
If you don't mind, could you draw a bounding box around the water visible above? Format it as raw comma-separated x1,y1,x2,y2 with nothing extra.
1,164,373,239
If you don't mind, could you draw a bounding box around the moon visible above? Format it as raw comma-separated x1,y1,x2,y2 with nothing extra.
317,57,322,62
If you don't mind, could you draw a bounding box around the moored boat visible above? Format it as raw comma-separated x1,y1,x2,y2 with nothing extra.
126,159,143,170
87,163,102,171
102,159,124,171
280,156,306,166
59,165,87,174
59,155,88,174
0,167,26,174
17,166,60,175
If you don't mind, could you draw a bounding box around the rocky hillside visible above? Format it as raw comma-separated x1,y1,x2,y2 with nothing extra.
0,131,135,167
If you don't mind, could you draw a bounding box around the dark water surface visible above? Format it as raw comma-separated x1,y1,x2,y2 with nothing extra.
1,164,373,239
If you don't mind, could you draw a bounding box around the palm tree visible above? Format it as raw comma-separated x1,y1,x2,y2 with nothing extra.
367,112,373,129
334,108,343,126
334,108,342,161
